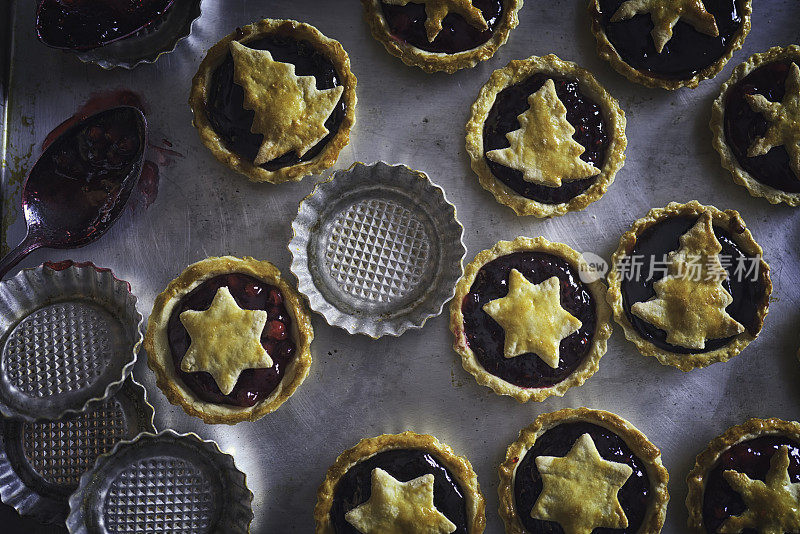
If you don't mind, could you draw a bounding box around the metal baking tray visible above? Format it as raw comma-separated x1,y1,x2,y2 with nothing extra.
2,1,800,532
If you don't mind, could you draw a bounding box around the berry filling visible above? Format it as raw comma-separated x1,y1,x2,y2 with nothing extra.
620,216,767,354
724,59,800,193
461,251,597,388
514,422,651,534
206,34,346,170
594,0,744,80
167,273,296,407
483,74,609,205
379,0,504,54
702,436,800,533
330,448,468,533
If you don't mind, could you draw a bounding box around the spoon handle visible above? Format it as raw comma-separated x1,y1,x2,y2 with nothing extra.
0,234,41,280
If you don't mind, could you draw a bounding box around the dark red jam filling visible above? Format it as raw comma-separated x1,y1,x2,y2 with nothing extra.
461,252,597,388
379,0,503,54
594,0,743,80
483,74,608,205
206,35,346,171
620,216,766,354
36,0,174,50
330,448,468,534
166,273,296,407
514,422,651,533
702,436,800,533
724,59,800,193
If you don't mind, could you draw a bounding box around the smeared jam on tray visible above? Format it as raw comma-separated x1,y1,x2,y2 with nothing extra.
461,251,597,388
702,436,800,533
724,59,800,193
379,0,503,54
594,0,744,80
206,35,345,171
620,216,766,354
483,74,608,205
330,448,468,533
167,273,296,407
514,422,651,533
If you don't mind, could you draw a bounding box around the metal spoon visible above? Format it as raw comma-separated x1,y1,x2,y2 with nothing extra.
0,106,147,279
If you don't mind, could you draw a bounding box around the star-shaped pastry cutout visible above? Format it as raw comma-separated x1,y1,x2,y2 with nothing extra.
720,445,800,533
485,79,601,187
482,269,582,368
344,468,457,534
532,433,633,534
179,286,271,396
382,0,488,42
610,0,719,54
230,40,344,166
746,62,800,179
632,212,744,349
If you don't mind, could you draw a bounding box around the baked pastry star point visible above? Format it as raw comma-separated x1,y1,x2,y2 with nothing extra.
532,433,633,534
179,285,271,396
610,0,719,53
482,269,582,368
382,0,488,42
344,468,457,533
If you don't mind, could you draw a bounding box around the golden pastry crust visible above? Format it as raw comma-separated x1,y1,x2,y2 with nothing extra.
361,0,522,74
711,45,800,206
606,201,772,371
465,55,627,218
144,256,313,424
449,237,613,402
188,19,357,184
686,418,800,532
499,408,669,534
589,0,752,90
313,431,486,533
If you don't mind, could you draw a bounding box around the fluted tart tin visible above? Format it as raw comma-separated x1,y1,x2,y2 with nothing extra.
0,261,142,421
290,161,466,338
66,430,254,534
0,377,155,524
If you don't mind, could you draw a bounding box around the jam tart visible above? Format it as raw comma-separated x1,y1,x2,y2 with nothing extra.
189,19,357,183
144,256,313,424
466,54,627,218
450,237,612,402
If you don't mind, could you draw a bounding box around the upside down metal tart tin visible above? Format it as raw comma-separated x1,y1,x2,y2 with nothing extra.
290,162,466,338
66,430,254,534
0,377,155,524
0,261,142,421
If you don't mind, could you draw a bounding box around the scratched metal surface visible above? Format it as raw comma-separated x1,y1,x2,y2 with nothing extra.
2,0,800,532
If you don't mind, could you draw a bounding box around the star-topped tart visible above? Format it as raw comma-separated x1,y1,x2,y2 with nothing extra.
610,0,719,54
483,268,582,368
486,78,601,188
532,433,634,534
632,212,744,350
179,285,271,396
746,62,800,179
229,40,344,166
345,468,457,534
382,0,488,42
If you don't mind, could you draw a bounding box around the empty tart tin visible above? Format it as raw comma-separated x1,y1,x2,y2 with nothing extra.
0,261,142,421
290,162,466,338
0,377,155,524
66,430,254,534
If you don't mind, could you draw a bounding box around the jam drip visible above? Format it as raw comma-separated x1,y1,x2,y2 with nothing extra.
724,60,800,193
379,0,504,54
514,422,651,533
620,216,767,354
702,436,800,533
330,449,468,534
461,252,597,388
483,74,608,205
167,273,296,407
206,35,346,171
595,0,743,80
